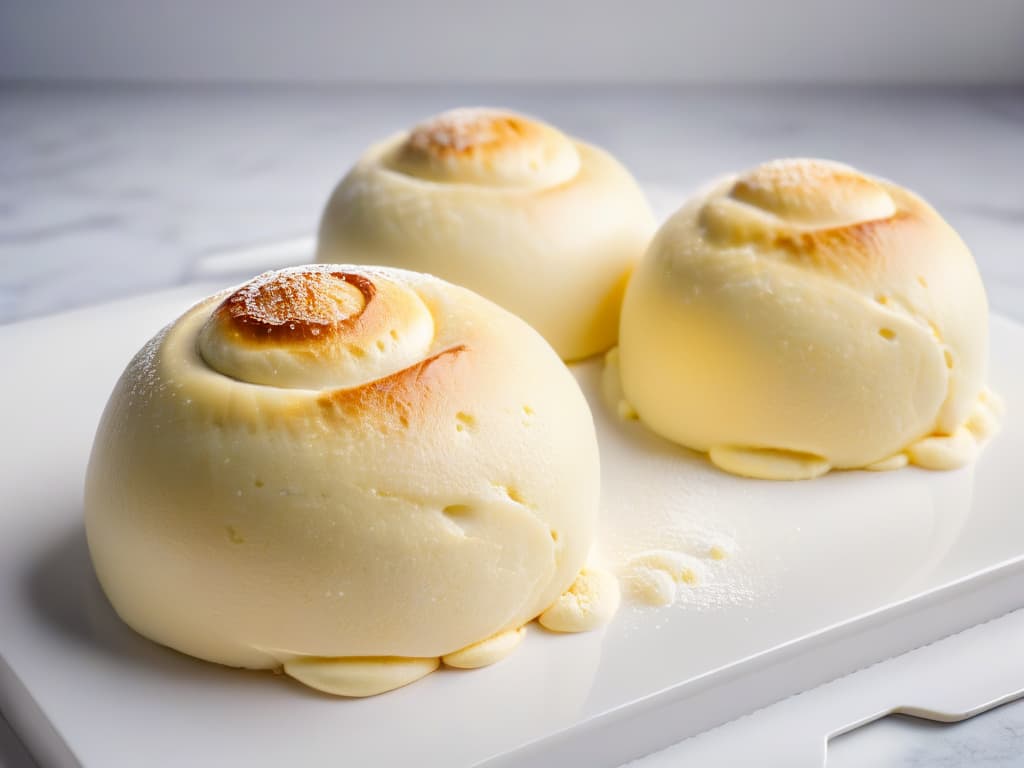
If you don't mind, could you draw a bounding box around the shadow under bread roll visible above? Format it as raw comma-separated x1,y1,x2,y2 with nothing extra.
317,108,656,361
84,265,618,697
617,158,1001,480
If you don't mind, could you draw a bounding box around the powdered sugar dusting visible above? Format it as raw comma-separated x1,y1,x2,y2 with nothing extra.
621,532,739,608
387,107,581,188
736,158,855,193
407,107,519,153
220,265,370,334
726,157,896,227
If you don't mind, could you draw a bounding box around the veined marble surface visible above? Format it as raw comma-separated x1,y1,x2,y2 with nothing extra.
1,83,1023,767
1,83,1023,324
827,702,1024,768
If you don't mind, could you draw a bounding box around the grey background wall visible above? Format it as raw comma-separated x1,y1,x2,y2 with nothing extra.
2,0,1023,83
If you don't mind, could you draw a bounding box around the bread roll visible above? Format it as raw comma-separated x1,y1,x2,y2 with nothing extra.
618,158,999,480
85,265,617,697
316,107,656,361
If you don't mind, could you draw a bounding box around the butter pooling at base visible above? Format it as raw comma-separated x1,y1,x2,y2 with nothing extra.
84,265,619,697
618,159,1000,480
316,107,656,361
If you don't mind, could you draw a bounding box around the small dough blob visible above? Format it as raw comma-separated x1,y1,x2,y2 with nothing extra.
538,567,622,633
442,627,526,669
284,657,440,698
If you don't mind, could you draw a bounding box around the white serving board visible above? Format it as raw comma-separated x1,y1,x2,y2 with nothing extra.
2,278,1024,768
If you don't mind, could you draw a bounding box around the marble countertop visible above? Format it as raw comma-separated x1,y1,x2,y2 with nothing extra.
828,701,1024,768
2,83,1023,325
1,83,1023,767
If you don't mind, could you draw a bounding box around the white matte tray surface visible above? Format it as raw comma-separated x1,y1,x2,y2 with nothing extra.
2,272,1023,767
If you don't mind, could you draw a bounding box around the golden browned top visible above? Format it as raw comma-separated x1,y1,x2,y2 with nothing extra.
212,268,377,344
318,344,469,430
197,265,443,391
771,209,919,271
384,107,581,188
402,108,538,159
728,159,896,228
694,159,935,276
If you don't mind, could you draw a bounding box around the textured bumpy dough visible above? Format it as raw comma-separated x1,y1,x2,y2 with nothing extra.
84,265,618,697
618,158,999,480
316,107,656,361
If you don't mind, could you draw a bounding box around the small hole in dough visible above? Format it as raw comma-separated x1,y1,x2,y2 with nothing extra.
522,405,534,416
376,339,386,351
876,294,889,305
442,504,472,517
348,344,366,358
879,328,896,341
498,485,526,505
456,412,476,429
225,526,245,544
944,349,955,369
253,479,264,488
918,275,928,288
550,530,560,542
390,329,400,340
